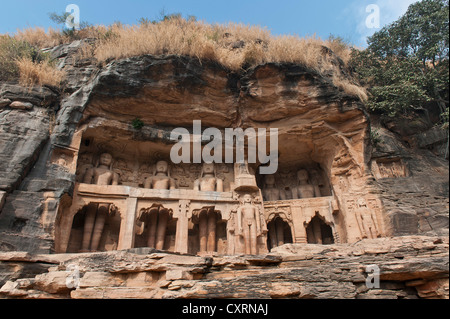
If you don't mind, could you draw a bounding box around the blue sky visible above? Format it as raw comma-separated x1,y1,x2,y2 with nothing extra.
0,0,418,47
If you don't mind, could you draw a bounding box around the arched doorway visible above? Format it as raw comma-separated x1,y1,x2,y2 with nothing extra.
267,216,293,250
306,214,334,245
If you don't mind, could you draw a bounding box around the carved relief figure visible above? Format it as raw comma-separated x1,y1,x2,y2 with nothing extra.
194,163,223,192
378,163,392,178
172,166,189,188
355,198,381,239
292,169,320,199
144,160,176,190
137,205,172,250
113,159,133,185
237,194,262,255
81,153,120,251
76,153,93,182
391,161,405,177
138,164,153,186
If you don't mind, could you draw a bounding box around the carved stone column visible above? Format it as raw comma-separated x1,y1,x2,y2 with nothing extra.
290,204,307,244
117,197,137,250
175,200,190,254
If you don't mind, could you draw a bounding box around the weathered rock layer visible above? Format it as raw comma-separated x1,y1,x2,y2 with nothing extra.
0,236,447,299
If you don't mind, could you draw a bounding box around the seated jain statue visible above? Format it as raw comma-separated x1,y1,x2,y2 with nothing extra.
144,160,176,190
237,194,262,255
262,175,286,201
81,153,120,252
292,169,321,199
193,163,223,192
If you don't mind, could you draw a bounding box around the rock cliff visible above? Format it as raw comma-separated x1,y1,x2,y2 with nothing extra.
0,39,448,299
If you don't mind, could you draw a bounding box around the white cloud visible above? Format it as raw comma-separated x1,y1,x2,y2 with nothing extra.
352,0,419,46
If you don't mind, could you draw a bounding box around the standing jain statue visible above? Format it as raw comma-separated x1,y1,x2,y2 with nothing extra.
193,163,223,252
237,194,262,255
138,160,176,250
81,153,120,251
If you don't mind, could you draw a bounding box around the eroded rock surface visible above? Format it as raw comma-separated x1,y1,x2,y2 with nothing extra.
0,236,447,299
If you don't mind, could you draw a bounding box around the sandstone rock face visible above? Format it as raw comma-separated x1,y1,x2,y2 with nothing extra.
0,40,448,299
371,121,449,237
0,236,447,299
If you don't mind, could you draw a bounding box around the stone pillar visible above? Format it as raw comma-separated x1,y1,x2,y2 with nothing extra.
291,204,307,243
175,200,190,254
0,191,6,214
117,197,138,250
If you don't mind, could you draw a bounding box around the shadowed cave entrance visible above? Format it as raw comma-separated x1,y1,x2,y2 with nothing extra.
134,205,177,252
267,217,293,250
67,204,121,253
306,214,334,245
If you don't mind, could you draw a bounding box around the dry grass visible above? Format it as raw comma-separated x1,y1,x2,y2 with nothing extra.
332,76,368,102
16,57,65,87
14,25,113,48
15,27,63,48
88,20,330,72
10,17,366,98
85,18,364,99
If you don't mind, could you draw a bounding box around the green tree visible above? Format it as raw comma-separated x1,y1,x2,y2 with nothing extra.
351,0,449,124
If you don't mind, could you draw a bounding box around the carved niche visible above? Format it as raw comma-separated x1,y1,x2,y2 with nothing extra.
135,204,175,251
346,196,384,240
259,165,331,201
67,203,120,253
265,204,294,250
371,158,408,180
228,193,268,255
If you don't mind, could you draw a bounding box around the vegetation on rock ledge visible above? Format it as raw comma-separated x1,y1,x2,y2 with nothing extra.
5,13,366,100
